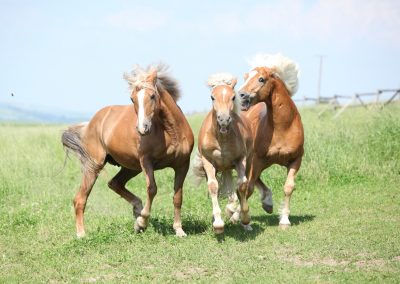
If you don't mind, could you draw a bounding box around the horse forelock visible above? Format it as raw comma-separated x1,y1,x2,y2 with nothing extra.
124,63,181,102
207,73,240,114
247,53,300,96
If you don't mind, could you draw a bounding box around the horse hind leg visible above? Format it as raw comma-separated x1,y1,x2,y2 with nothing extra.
223,171,240,223
107,167,143,219
236,157,252,231
280,157,302,229
255,178,273,214
74,169,99,238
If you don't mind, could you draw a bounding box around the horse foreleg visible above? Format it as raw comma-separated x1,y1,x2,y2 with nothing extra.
107,167,143,219
236,157,252,230
172,162,190,237
280,157,302,229
255,178,273,214
202,157,224,234
74,170,98,238
135,159,157,233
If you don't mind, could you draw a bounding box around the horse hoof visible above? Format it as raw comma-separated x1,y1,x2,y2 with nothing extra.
213,218,224,234
175,228,187,237
134,222,146,233
279,223,290,230
241,223,253,231
76,232,86,239
262,204,273,214
213,226,224,234
134,217,147,233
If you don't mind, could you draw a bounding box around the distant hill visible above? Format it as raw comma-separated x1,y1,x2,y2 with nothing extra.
0,103,90,124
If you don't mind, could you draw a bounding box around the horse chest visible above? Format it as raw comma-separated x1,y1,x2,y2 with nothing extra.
208,146,240,170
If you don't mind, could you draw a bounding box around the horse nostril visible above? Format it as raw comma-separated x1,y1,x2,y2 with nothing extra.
217,115,221,121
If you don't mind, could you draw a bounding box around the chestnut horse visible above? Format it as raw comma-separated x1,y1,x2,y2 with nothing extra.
62,64,194,237
238,54,304,228
192,73,253,233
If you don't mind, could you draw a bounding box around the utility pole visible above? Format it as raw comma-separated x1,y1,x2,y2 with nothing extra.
316,55,325,104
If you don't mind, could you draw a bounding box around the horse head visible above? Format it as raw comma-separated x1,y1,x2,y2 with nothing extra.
207,73,238,135
238,67,279,111
238,53,299,111
125,68,161,136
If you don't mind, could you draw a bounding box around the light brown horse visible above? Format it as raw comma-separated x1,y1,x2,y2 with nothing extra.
238,54,304,228
62,64,194,237
193,73,253,233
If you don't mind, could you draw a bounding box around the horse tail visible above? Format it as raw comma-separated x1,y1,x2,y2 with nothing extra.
192,151,206,185
61,122,98,173
218,170,234,198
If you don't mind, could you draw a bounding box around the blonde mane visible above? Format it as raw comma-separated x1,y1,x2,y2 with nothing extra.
248,53,300,96
123,63,181,102
207,73,240,114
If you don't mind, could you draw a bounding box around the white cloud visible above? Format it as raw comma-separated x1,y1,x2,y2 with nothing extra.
106,6,170,32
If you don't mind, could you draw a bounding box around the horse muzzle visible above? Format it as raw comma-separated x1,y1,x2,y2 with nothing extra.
217,114,232,134
136,123,151,136
239,93,252,111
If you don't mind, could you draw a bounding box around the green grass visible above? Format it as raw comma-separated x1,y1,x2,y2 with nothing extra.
1,104,400,283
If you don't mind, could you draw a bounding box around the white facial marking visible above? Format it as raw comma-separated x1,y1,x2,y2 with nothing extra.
239,70,258,91
222,87,227,101
137,89,146,132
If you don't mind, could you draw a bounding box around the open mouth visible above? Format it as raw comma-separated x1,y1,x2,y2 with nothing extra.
219,125,229,134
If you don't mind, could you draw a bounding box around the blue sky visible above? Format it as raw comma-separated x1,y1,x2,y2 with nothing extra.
1,0,399,115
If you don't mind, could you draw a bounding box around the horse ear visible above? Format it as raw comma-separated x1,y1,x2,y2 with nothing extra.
206,82,216,89
148,69,158,85
229,78,237,89
271,72,280,79
243,72,249,81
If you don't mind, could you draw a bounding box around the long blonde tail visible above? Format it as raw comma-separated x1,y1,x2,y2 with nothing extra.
192,151,206,185
219,170,234,198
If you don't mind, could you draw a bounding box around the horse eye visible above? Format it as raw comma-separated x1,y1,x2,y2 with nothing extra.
150,94,156,100
232,96,236,101
259,77,265,83
211,96,215,101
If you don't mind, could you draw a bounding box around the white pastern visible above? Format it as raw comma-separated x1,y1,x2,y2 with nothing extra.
137,89,146,132
279,215,290,225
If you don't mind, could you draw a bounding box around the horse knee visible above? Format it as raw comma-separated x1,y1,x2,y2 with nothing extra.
284,180,295,196
207,179,218,195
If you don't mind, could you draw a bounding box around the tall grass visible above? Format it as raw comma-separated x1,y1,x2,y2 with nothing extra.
0,104,399,283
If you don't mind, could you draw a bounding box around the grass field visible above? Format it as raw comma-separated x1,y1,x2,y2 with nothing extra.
1,104,399,283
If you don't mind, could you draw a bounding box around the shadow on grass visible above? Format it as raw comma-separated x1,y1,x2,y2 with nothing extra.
252,213,316,226
150,216,208,236
222,222,265,242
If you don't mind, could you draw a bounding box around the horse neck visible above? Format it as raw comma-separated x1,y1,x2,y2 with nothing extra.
263,80,298,130
158,89,185,143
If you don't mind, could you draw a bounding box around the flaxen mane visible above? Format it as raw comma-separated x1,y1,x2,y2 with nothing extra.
248,53,300,96
206,73,240,114
123,63,181,102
